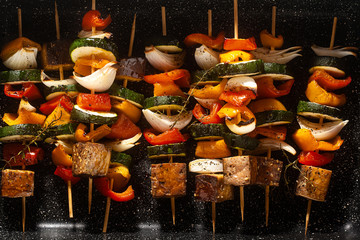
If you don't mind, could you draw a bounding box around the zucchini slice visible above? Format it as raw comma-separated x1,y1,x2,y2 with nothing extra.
69,38,119,63
223,133,260,150
45,123,78,141
255,110,294,127
309,56,346,78
0,69,41,84
191,69,222,86
147,143,186,159
146,35,184,53
110,151,132,168
43,84,80,101
71,105,118,125
297,101,342,121
253,62,294,80
0,124,42,142
188,123,227,140
143,96,185,111
205,59,264,79
108,83,144,108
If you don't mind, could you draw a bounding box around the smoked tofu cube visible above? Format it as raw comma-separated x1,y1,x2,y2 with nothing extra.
1,169,34,198
194,174,234,203
151,163,187,198
255,157,283,186
296,165,332,202
72,142,111,177
223,156,257,186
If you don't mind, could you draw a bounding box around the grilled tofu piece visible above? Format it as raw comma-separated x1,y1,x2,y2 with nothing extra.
151,163,186,198
296,165,332,202
255,157,283,187
116,57,146,81
223,156,258,186
194,174,234,203
41,40,74,71
72,142,111,177
1,169,34,198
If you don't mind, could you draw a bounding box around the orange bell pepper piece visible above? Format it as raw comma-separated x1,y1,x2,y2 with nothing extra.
52,145,73,167
256,77,294,98
75,123,112,142
260,29,284,49
293,129,344,152
219,50,254,63
318,135,344,151
189,78,227,99
305,80,346,107
144,69,190,87
309,70,351,91
74,58,110,76
248,98,287,113
153,81,186,97
223,37,257,51
3,109,46,126
0,37,41,61
195,139,231,158
184,31,225,50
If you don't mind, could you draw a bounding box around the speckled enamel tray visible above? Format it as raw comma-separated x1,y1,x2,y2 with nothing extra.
0,0,359,239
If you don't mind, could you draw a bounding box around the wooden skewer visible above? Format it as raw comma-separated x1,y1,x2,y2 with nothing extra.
55,1,72,217
305,17,337,236
265,148,272,227
18,8,22,38
207,10,212,37
22,165,26,232
271,6,276,51
161,6,166,36
123,13,137,89
238,149,244,222
233,0,238,39
212,201,216,234
102,178,114,233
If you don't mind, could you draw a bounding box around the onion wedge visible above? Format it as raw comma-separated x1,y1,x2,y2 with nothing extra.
145,45,185,72
73,62,118,92
41,71,76,87
78,30,112,39
142,109,192,132
311,45,358,58
195,44,220,70
194,97,223,109
226,117,256,135
250,46,302,64
224,76,257,94
297,116,348,141
246,138,296,155
106,132,142,152
3,47,38,70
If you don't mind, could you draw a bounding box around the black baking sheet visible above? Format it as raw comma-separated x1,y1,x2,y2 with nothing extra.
0,0,359,239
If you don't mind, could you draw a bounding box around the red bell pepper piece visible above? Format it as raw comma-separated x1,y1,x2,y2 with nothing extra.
247,126,287,141
143,128,188,145
193,103,223,124
54,166,81,185
223,37,257,51
3,143,44,167
144,69,190,88
39,95,74,115
106,112,141,140
256,77,294,98
82,10,112,31
184,31,225,50
76,93,111,112
219,90,256,107
4,83,42,101
94,177,134,202
309,70,351,91
298,151,334,167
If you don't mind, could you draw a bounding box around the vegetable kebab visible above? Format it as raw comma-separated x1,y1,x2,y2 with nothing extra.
0,8,44,232
292,17,356,235
143,6,191,225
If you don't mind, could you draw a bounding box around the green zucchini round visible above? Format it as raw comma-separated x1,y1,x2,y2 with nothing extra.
43,84,80,100
297,101,342,121
146,35,184,53
110,151,132,168
255,110,294,127
0,124,43,142
143,96,185,111
147,143,186,159
191,69,222,86
309,56,346,78
223,133,260,150
206,59,264,79
108,83,144,108
70,105,118,125
0,69,41,84
188,123,227,140
253,62,294,80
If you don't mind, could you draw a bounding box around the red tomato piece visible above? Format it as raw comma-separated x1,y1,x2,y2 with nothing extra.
76,93,111,112
82,10,112,31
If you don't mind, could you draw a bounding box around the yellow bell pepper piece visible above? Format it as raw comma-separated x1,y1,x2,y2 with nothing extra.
52,145,73,167
190,79,227,99
260,29,284,49
293,129,344,152
107,164,131,191
318,135,344,151
219,50,254,63
2,109,46,126
153,81,186,98
305,80,346,107
111,100,141,123
43,105,71,128
195,139,231,158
